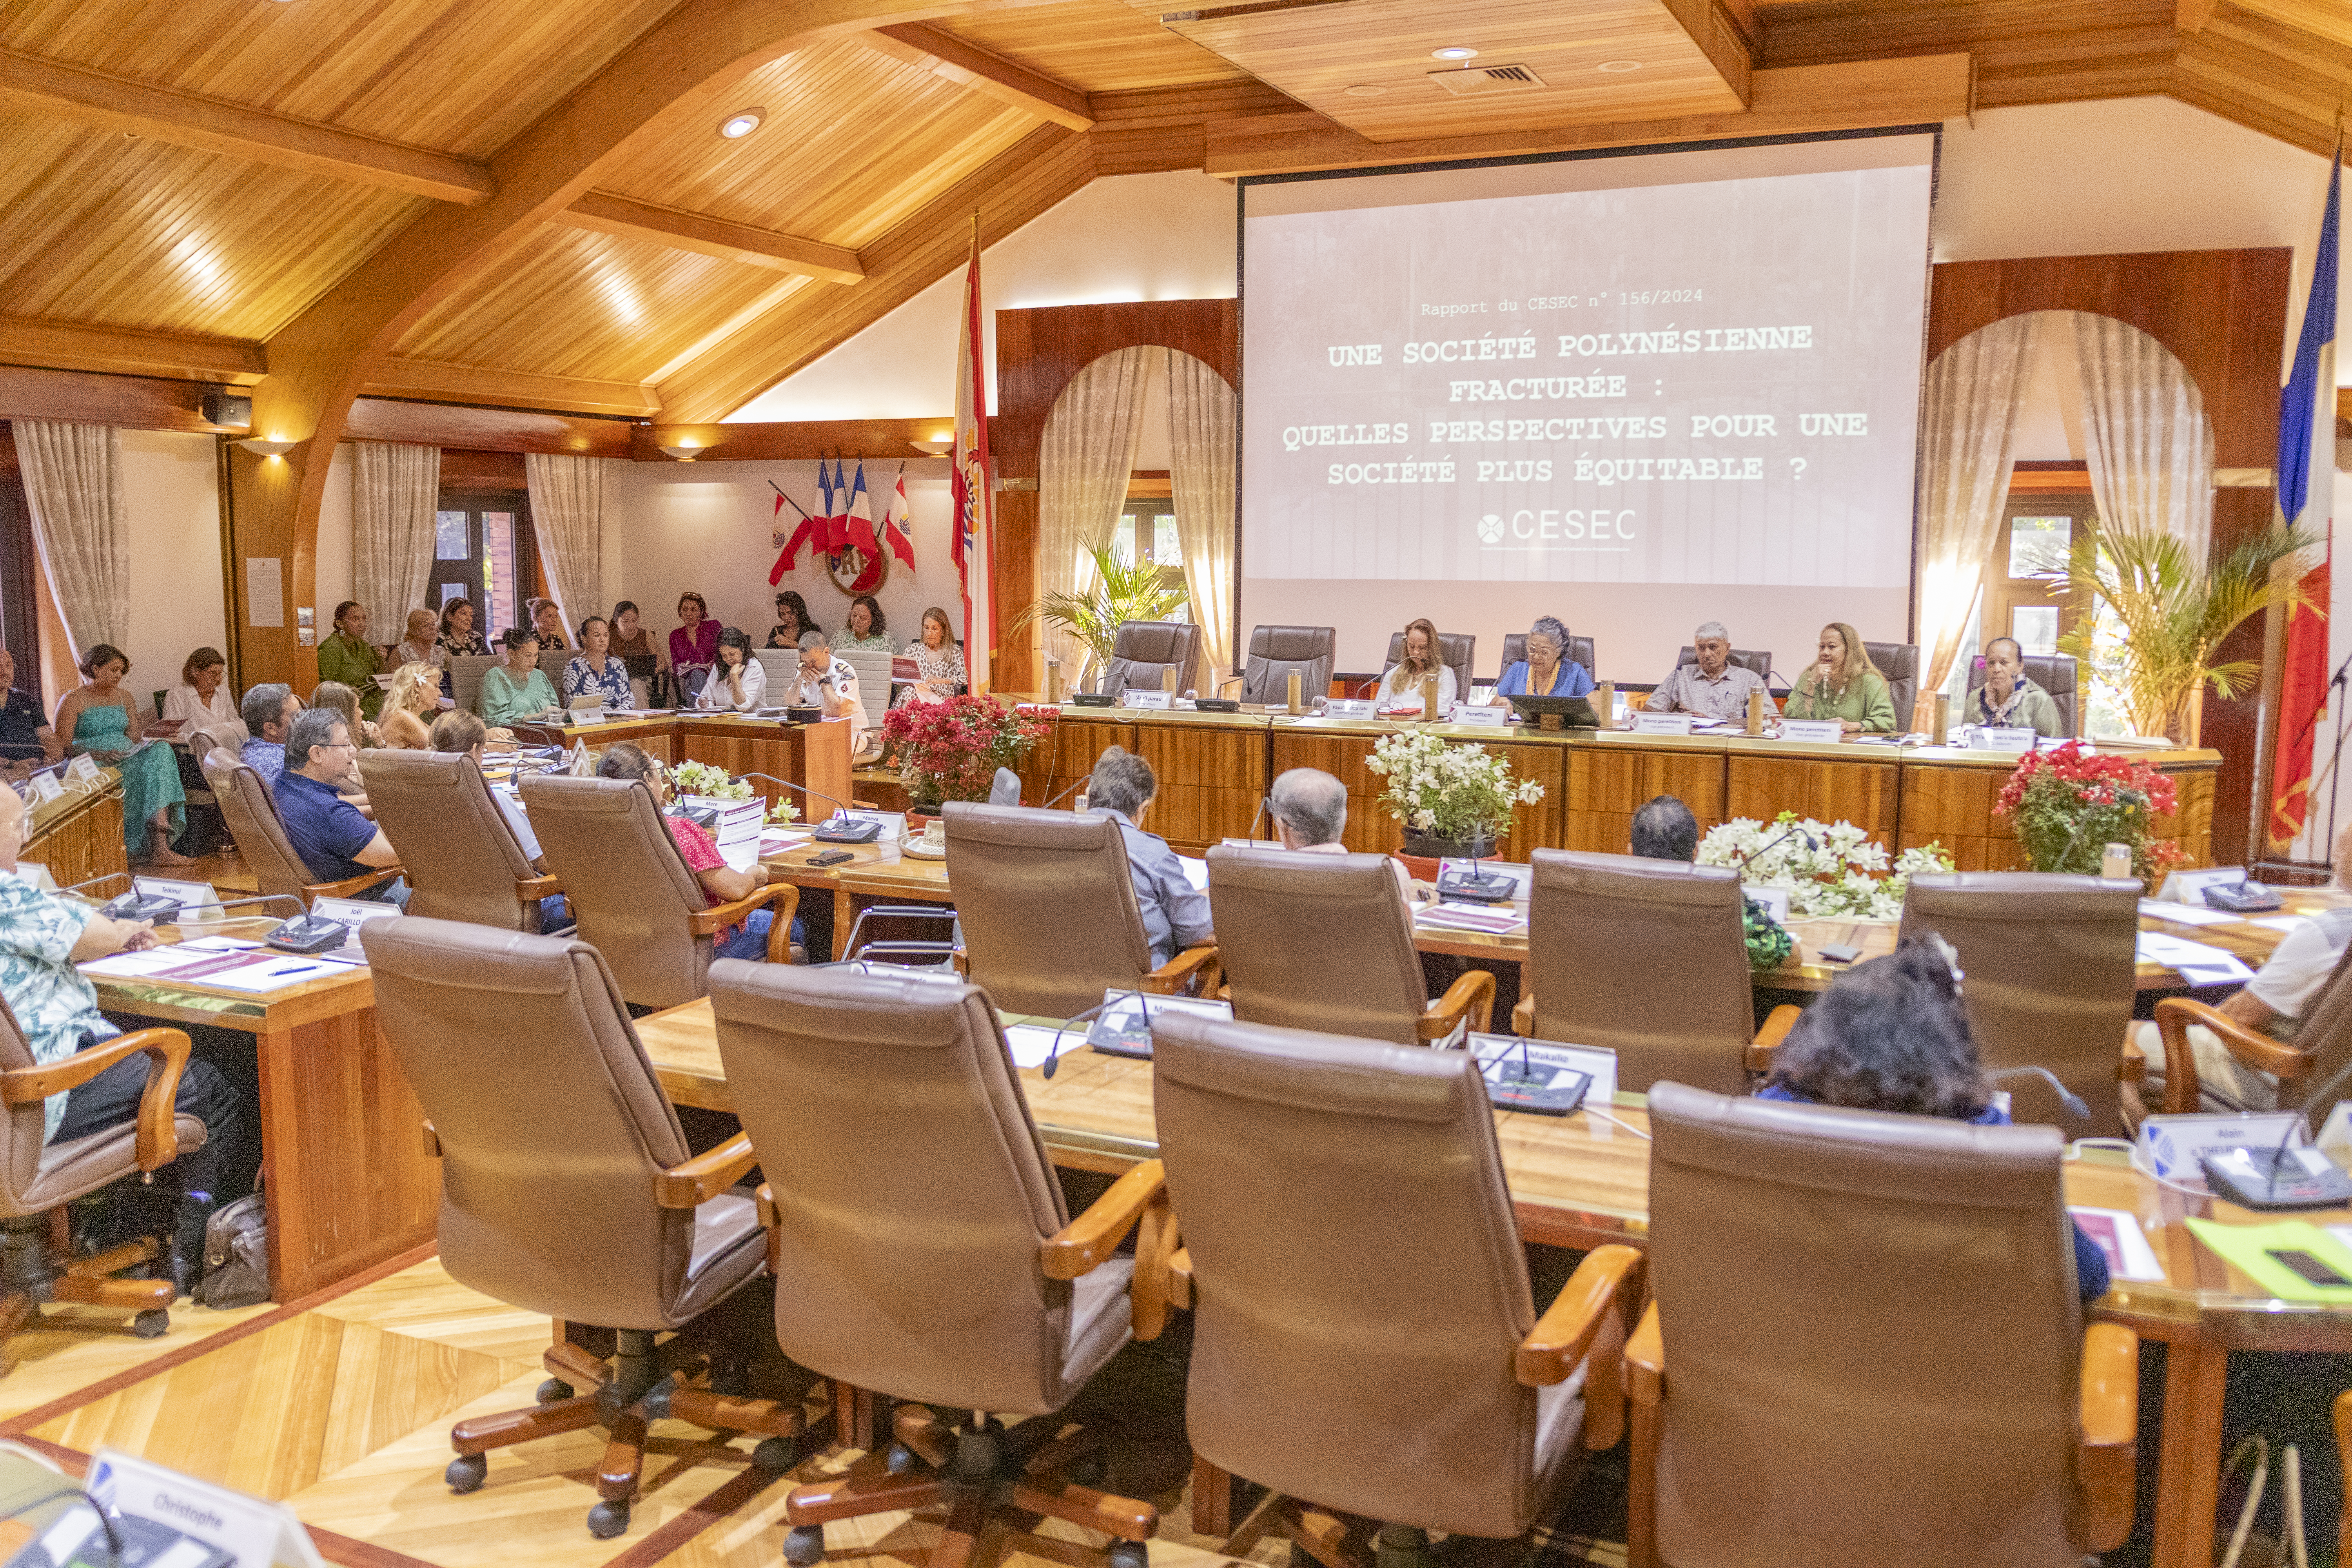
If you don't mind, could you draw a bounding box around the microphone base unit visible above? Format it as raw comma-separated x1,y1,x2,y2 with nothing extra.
2198,1147,2352,1210
1068,693,1116,708
1435,870,1517,904
1468,1034,1592,1116
812,820,882,844
265,914,351,955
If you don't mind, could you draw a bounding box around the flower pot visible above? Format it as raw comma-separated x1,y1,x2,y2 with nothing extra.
1401,829,1498,861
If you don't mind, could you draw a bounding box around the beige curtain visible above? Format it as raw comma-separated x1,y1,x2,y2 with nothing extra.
11,420,127,654
526,452,606,636
1167,352,1238,682
1915,315,2037,725
352,442,441,644
2068,311,2216,558
1038,346,1160,688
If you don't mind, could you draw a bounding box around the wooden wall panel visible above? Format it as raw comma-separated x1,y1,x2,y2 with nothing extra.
1898,758,2217,871
1488,740,1568,858
1015,714,1136,808
1725,753,1899,844
20,789,125,894
1565,746,1727,853
1267,731,1399,855
1132,722,1266,850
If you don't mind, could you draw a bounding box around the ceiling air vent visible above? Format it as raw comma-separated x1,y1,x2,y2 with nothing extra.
1428,63,1548,95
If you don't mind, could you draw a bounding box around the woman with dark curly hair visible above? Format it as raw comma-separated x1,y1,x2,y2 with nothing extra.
1760,936,2110,1299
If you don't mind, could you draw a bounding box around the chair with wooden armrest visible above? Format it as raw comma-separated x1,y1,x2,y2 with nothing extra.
202,749,402,905
1146,1008,1640,1568
360,917,809,1539
1630,1081,2137,1568
1518,850,1798,1094
1206,844,1489,1045
2152,933,2352,1117
1229,625,1336,705
705,961,1163,1568
944,801,1218,1018
1101,620,1201,697
0,986,203,1345
1899,872,2141,1137
520,773,801,1012
359,749,562,932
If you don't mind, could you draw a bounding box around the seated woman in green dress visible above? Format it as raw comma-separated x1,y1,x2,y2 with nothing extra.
317,600,384,720
479,627,559,727
1782,622,1897,735
54,643,189,864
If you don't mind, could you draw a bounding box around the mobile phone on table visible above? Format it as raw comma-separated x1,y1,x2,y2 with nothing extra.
808,849,853,867
2267,1248,2352,1287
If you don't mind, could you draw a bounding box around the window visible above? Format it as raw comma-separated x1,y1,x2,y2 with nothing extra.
429,499,526,638
2007,515,2071,579
1114,488,1187,612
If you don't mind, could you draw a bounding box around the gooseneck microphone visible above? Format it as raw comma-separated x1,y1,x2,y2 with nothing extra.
1737,822,1818,870
735,772,852,822
1042,773,1094,811
1986,1065,2091,1122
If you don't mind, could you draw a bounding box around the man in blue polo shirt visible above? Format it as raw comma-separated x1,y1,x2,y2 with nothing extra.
276,708,406,904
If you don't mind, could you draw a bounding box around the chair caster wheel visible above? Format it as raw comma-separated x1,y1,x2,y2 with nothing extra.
753,1436,796,1472
536,1378,573,1404
445,1454,488,1494
586,1501,630,1539
129,1310,168,1339
784,1524,826,1565
885,1442,915,1476
1107,1541,1147,1568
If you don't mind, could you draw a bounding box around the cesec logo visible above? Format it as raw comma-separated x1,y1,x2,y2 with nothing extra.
1475,514,1506,544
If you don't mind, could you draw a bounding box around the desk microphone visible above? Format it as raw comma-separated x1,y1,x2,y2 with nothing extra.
1737,822,1818,870
1352,677,1383,700
1986,1065,2090,1122
1043,988,1147,1079
736,773,877,842
1042,773,1093,811
1246,796,1269,840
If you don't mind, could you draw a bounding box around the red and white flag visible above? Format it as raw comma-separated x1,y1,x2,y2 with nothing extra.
843,460,880,562
882,466,916,569
949,221,995,693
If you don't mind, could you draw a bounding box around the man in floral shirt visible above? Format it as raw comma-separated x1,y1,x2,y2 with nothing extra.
0,782,248,1289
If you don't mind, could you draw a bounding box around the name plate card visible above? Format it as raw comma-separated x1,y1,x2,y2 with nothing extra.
26,772,62,804
1779,719,1844,744
1319,699,1376,719
1632,712,1693,737
1975,726,2035,751
65,753,102,785
1449,703,1508,726
1121,690,1173,710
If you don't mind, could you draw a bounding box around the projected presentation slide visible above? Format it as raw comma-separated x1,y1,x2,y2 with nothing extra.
1239,133,1935,680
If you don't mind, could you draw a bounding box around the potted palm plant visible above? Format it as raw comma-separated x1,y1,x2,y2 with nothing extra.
1009,537,1188,693
2045,520,2317,744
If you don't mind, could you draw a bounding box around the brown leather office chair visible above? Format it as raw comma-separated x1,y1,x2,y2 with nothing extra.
449,654,502,717
1231,625,1336,704
1863,640,1921,730
704,961,1163,1568
361,917,807,1539
1149,1010,1641,1568
1967,651,2082,736
944,802,1217,1018
0,995,200,1345
359,750,559,931
1898,872,2140,1137
1381,630,1476,699
1518,850,1798,1094
520,773,799,1011
1206,844,1490,1045
2153,926,2352,1119
1101,620,1201,696
201,749,401,906
1499,631,1598,682
1630,1082,2136,1568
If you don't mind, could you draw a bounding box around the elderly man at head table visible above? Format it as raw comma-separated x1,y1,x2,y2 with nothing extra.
0,649,62,782
1630,794,1699,862
274,708,407,906
236,684,300,792
0,780,251,1291
2129,818,2352,1116
1269,767,1413,903
1085,746,1214,970
1643,621,1769,721
1971,637,2066,738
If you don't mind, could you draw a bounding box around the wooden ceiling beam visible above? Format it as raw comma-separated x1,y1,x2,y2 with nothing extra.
0,316,267,385
0,47,495,206
363,359,661,418
555,192,865,282
866,22,1096,129
1662,0,1758,106
1203,53,1973,176
632,416,955,461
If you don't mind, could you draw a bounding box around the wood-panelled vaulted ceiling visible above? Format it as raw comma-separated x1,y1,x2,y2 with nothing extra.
0,0,2349,430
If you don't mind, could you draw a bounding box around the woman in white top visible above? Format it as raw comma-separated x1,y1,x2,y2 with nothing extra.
162,647,243,737
1373,618,1457,709
696,626,768,711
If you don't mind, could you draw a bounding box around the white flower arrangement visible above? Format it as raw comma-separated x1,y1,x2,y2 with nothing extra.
1364,729,1544,843
665,759,798,823
1695,811,1952,921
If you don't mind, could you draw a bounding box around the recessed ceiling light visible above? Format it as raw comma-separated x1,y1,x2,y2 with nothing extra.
1432,46,1477,61
719,108,764,139
1343,83,1387,97
1597,59,1642,73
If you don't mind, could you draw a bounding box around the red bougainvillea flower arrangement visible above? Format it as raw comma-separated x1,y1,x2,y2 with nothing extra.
1994,740,2183,886
880,695,1051,808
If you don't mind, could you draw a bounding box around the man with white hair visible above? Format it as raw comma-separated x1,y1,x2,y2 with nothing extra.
1645,620,1769,721
1269,768,1413,904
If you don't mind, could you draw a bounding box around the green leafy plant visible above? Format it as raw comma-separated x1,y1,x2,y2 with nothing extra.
2043,521,2318,742
1364,729,1544,845
1010,536,1188,690
1996,740,2181,886
880,695,1052,808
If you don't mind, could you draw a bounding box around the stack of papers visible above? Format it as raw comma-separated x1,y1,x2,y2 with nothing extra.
2135,930,2256,985
2138,898,2238,927
2067,1207,2167,1282
1176,855,1209,893
1416,902,1525,935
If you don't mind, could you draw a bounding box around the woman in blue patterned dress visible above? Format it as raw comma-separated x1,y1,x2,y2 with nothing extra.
562,616,633,711
53,644,189,864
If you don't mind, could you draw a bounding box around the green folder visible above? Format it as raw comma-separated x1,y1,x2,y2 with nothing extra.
2185,1218,2352,1301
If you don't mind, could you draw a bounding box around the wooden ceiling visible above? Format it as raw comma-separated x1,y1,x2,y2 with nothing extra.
0,0,2347,432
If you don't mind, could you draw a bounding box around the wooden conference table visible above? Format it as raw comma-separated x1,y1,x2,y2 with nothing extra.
636,990,2352,1568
